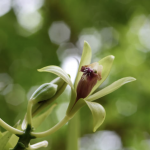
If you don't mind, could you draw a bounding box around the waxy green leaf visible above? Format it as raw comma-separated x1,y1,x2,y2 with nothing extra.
84,100,106,132
86,77,136,101
74,41,92,90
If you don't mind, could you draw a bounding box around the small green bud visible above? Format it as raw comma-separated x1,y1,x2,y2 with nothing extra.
32,77,68,116
30,83,58,104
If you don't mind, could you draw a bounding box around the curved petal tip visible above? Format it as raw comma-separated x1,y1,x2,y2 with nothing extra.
110,55,115,60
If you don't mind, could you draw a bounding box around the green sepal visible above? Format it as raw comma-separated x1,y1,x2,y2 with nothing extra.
90,55,115,95
84,100,106,132
86,77,136,101
74,41,92,90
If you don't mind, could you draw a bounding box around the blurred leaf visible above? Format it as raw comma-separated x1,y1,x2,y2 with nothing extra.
84,100,106,132
86,77,136,101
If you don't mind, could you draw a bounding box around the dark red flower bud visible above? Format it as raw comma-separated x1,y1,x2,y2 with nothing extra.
76,62,103,101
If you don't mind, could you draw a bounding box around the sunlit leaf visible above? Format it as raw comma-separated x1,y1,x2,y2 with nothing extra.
90,55,115,95
86,77,136,101
84,100,106,132
74,41,92,90
38,66,74,91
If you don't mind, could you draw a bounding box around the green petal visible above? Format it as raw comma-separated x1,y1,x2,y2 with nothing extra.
86,77,136,101
84,100,106,132
90,55,115,95
74,41,92,90
33,104,56,129
38,66,74,91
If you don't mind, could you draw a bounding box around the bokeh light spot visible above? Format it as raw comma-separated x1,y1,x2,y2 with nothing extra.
80,131,122,150
0,0,11,17
48,21,71,45
16,11,43,33
13,0,44,13
61,56,79,83
116,99,137,116
4,84,26,106
139,16,150,50
101,27,119,49
57,43,80,62
77,28,102,54
0,73,13,95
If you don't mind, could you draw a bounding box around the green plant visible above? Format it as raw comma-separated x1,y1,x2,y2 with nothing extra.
0,41,136,150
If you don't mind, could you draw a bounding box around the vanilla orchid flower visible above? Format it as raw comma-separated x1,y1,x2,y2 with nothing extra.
37,41,136,132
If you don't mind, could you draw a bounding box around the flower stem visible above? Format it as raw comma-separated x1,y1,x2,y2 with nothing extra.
26,101,33,127
0,118,23,135
31,115,70,138
67,112,79,150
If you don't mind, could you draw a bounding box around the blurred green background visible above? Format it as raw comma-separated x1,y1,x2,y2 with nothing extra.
0,0,150,150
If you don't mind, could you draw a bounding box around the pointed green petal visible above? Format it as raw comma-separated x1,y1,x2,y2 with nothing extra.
84,100,106,132
74,41,92,90
90,55,115,95
86,77,136,101
33,104,56,129
38,66,74,91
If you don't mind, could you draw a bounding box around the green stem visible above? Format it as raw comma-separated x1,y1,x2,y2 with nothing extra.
26,102,33,127
0,118,23,135
31,115,70,138
67,112,79,150
13,125,35,150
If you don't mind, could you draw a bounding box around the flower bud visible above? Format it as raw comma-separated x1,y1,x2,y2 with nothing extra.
76,62,103,100
22,77,67,130
31,77,67,116
30,83,58,104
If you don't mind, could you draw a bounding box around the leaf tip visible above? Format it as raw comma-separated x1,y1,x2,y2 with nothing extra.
37,69,42,72
84,41,91,49
110,55,115,60
84,40,89,45
67,74,71,78
93,128,97,132
132,77,136,81
124,77,136,84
